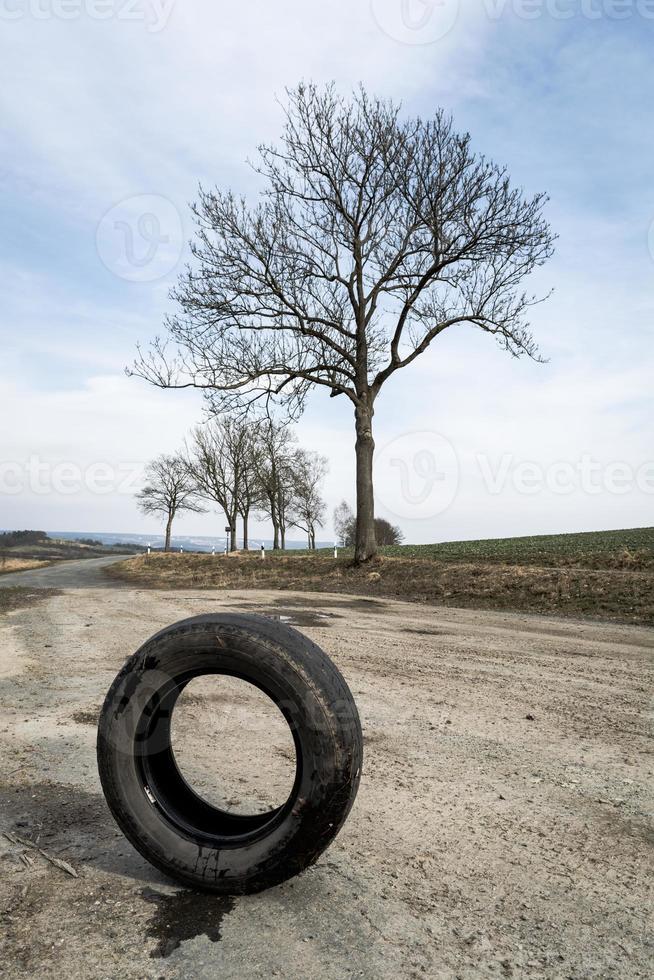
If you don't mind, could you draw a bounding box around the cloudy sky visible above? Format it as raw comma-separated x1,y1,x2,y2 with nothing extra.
1,0,652,544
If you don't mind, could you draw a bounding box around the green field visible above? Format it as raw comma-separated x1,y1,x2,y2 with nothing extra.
312,527,654,569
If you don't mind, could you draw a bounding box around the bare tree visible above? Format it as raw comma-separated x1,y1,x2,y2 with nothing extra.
186,418,251,551
374,517,404,546
136,454,204,551
289,449,328,549
333,502,402,548
334,500,355,548
251,419,297,549
239,449,260,551
133,83,555,562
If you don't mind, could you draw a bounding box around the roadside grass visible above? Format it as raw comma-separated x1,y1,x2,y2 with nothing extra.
106,527,654,626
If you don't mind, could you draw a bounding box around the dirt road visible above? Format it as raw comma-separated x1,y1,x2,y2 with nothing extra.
0,573,652,978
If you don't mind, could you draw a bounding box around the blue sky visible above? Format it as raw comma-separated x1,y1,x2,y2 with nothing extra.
1,1,652,543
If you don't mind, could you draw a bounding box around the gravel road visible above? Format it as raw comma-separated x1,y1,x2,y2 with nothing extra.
0,572,652,978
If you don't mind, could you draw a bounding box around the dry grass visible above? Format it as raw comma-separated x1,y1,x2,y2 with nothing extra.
0,557,51,575
106,551,654,626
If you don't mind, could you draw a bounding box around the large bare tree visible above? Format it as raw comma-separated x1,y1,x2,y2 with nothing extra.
136,454,204,551
133,83,555,562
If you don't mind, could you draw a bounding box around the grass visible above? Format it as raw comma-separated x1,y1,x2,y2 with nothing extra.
0,557,52,575
106,526,654,626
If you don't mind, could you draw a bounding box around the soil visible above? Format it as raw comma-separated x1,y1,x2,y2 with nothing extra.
0,581,652,978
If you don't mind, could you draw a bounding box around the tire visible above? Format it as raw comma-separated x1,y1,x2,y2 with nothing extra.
97,613,363,894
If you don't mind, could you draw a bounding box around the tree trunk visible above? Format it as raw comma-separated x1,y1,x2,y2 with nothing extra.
280,524,286,550
354,403,377,563
272,518,279,550
242,511,249,551
164,512,173,552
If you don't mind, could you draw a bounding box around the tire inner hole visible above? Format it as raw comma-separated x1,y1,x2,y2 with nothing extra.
171,675,297,816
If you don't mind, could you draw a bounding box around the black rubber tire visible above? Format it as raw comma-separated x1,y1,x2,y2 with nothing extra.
97,613,363,894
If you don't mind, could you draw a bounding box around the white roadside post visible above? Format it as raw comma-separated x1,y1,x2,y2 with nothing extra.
147,543,151,555
334,542,338,559
261,543,265,560
180,546,183,554
211,545,215,556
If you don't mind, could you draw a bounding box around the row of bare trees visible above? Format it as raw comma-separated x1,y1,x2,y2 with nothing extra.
136,416,328,552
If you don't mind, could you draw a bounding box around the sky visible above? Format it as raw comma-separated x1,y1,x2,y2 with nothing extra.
1,0,652,544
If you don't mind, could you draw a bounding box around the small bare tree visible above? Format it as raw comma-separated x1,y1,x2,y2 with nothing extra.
239,451,260,551
133,83,555,562
374,517,404,546
251,419,297,549
136,454,204,551
186,418,252,551
289,449,328,549
334,500,355,547
333,502,402,548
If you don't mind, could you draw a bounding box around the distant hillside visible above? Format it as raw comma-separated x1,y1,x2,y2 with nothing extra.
51,530,332,553
0,531,145,561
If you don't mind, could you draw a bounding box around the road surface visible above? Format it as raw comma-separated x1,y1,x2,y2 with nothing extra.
0,554,130,589
0,569,652,978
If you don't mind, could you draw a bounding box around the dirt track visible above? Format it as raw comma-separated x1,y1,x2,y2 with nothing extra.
0,572,652,978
